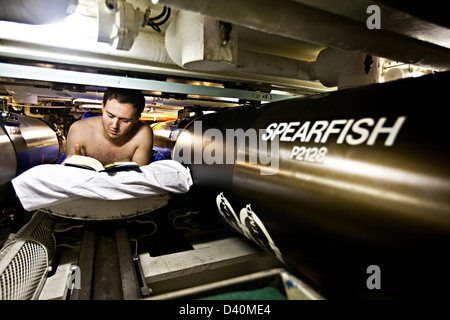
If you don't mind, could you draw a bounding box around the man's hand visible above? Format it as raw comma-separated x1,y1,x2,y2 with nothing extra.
60,143,83,164
74,143,82,155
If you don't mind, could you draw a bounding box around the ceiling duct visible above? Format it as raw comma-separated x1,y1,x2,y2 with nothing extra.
164,10,317,81
165,10,238,71
315,48,381,89
236,50,317,82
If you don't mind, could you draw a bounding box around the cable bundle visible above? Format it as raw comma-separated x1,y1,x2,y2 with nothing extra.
145,7,172,32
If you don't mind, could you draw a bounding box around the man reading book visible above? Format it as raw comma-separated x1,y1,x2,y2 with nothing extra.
63,87,153,166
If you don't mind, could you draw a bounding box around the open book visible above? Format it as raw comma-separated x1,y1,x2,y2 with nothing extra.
63,155,139,172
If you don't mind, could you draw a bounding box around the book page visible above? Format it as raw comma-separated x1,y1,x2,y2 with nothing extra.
63,155,105,171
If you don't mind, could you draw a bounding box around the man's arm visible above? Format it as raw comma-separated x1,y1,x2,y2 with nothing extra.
131,125,154,166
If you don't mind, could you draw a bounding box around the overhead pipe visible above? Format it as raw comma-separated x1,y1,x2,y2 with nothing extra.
0,13,319,85
164,10,238,71
155,0,450,71
236,49,317,81
314,48,381,89
164,9,318,80
0,2,325,89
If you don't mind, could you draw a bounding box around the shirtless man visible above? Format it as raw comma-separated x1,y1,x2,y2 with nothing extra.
64,87,153,166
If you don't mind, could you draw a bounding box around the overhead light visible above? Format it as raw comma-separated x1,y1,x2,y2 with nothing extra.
0,12,100,51
0,0,146,52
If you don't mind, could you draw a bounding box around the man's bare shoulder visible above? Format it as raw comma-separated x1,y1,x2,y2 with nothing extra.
135,122,153,136
133,122,153,145
70,117,101,132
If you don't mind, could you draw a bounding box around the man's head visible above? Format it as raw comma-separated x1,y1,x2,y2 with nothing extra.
103,87,146,118
102,87,146,141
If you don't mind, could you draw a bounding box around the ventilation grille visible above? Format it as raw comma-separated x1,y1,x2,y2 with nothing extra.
0,211,55,300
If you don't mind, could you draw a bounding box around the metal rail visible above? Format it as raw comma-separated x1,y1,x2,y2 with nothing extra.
0,62,298,102
69,227,144,300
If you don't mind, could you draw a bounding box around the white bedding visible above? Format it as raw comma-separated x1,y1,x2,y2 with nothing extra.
11,160,193,211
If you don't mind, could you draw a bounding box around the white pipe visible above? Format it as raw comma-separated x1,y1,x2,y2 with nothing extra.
164,10,317,80
314,48,381,89
164,10,237,71
237,50,317,81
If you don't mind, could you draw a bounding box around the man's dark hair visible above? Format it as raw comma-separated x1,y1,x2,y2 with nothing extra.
103,87,146,119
